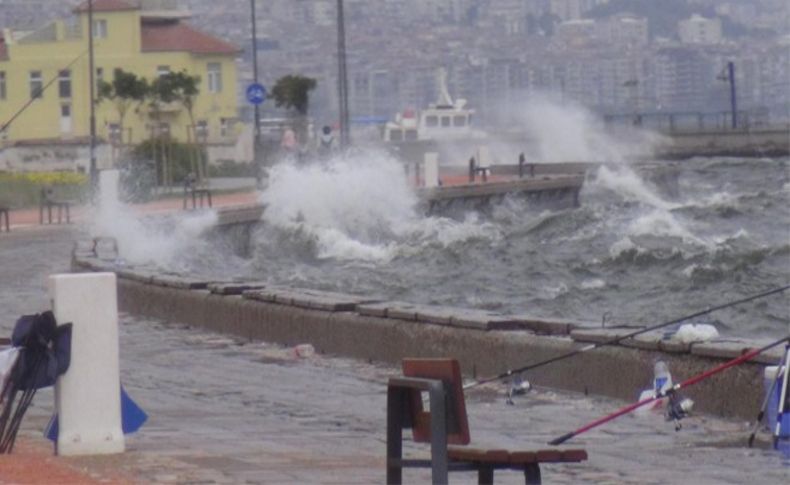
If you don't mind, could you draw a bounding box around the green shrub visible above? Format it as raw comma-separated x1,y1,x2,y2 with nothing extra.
207,160,256,178
132,137,206,186
0,171,89,208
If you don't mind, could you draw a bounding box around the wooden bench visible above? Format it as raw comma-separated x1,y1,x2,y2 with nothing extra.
386,358,587,484
183,187,213,210
0,207,9,232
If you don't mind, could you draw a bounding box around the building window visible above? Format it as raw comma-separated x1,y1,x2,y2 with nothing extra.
0,71,6,100
425,115,438,127
93,19,107,39
30,71,43,99
207,62,222,93
220,118,230,138
195,120,208,140
59,70,72,99
453,115,466,127
108,123,122,144
157,65,170,77
95,67,104,93
441,116,451,127
61,104,71,118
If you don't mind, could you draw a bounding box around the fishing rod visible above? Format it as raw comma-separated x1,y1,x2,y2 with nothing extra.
747,342,788,447
548,335,790,446
464,284,790,390
0,50,88,134
773,342,790,448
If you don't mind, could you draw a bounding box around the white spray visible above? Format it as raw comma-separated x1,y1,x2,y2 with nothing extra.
259,149,501,262
92,169,217,267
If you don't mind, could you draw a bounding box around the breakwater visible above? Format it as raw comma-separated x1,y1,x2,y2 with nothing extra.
73,246,783,422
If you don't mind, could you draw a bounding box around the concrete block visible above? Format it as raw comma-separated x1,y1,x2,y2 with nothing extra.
449,310,509,330
357,301,392,317
115,268,156,284
150,274,211,290
623,331,662,351
507,316,579,335
415,305,456,325
570,326,643,345
209,282,267,295
658,336,693,354
50,273,124,456
691,339,785,364
242,288,276,303
386,303,422,321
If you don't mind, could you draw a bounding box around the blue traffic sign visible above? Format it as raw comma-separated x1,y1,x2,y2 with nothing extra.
246,83,267,105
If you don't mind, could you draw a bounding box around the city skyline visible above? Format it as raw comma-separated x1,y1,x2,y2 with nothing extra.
1,0,788,130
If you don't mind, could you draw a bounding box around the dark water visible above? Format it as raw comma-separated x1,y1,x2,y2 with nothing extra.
188,156,789,339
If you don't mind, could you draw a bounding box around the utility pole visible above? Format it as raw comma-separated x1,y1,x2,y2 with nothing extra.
88,0,97,187
336,0,350,148
728,61,737,129
250,0,263,185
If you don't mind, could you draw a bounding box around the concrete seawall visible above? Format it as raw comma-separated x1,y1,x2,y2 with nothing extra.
73,249,785,422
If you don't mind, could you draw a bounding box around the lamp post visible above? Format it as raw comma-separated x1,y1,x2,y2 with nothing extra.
88,0,97,187
250,0,263,185
336,0,350,148
717,61,737,129
727,61,737,129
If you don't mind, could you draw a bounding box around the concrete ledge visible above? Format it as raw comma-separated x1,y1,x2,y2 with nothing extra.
78,255,785,421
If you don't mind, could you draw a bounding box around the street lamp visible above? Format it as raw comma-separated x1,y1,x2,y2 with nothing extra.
88,0,97,187
716,61,737,129
336,0,350,148
250,0,263,186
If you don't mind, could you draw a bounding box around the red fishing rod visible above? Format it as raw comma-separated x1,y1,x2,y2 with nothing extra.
549,335,790,446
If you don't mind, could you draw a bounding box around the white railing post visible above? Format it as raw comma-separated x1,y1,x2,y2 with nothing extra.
423,152,439,188
49,272,124,455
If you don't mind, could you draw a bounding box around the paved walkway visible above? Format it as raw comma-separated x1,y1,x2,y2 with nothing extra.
0,204,788,484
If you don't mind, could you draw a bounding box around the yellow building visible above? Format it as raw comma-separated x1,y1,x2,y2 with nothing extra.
0,0,240,149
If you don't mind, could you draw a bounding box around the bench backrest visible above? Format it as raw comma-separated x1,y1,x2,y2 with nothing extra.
402,358,470,445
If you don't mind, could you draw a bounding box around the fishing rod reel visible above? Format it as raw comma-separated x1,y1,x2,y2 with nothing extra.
664,389,694,431
505,373,532,405
653,360,694,431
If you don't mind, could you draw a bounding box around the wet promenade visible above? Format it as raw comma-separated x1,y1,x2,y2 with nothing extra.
0,210,788,483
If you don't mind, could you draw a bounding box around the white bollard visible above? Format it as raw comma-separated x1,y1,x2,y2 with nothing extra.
423,152,440,188
49,273,125,455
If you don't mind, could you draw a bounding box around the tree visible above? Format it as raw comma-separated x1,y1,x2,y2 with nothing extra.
97,69,149,145
153,71,204,180
271,75,317,116
146,71,202,186
271,75,317,149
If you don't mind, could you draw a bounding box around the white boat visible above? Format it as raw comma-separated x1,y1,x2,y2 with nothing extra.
383,69,486,143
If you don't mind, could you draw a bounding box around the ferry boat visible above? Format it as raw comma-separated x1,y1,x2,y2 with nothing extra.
382,69,486,143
